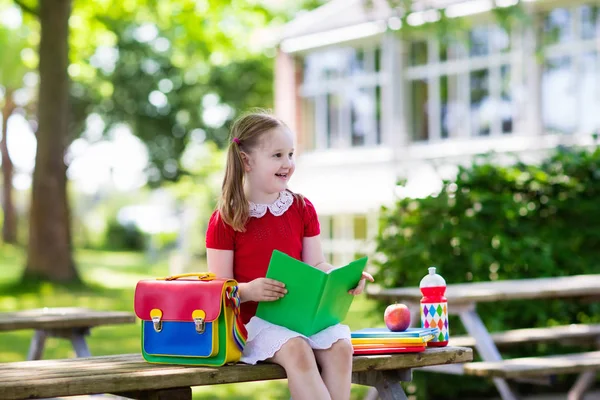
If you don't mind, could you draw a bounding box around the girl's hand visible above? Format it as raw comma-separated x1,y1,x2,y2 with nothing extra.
241,278,287,302
348,272,374,296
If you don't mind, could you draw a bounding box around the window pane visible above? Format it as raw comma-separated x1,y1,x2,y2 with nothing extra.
350,88,374,147
492,27,511,53
542,57,576,133
409,40,427,66
440,38,464,61
303,48,352,83
580,5,599,40
353,215,368,240
374,47,382,72
301,97,316,149
470,26,490,57
351,48,366,75
410,79,429,141
470,69,491,136
543,8,572,45
500,65,514,134
580,53,600,133
326,93,342,147
375,85,382,144
440,74,463,139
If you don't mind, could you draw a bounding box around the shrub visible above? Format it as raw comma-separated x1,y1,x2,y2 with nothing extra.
374,146,600,398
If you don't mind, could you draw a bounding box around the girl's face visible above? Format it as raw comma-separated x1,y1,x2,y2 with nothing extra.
243,127,295,199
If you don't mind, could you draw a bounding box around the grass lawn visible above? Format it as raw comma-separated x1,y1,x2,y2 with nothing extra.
0,244,385,399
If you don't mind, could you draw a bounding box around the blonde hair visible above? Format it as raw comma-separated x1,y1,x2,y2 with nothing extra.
218,111,287,232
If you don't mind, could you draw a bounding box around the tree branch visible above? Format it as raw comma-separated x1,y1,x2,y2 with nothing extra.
13,0,39,18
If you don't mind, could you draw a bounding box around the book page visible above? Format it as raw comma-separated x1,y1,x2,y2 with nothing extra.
255,250,327,336
312,257,368,333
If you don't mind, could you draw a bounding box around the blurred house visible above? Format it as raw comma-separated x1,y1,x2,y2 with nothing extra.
274,0,600,264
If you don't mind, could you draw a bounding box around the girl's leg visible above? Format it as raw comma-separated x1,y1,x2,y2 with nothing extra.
314,339,354,400
269,337,331,400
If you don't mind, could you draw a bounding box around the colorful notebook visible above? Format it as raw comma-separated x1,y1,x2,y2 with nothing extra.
255,250,368,336
353,346,426,355
351,336,434,345
351,327,439,338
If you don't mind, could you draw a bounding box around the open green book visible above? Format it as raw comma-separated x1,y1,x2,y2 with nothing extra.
255,250,368,336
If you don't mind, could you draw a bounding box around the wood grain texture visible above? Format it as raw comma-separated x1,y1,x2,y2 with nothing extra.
367,274,600,304
0,308,136,331
0,347,472,399
463,351,600,378
450,324,600,348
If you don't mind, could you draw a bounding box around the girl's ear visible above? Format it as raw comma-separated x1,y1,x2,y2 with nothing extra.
240,152,252,172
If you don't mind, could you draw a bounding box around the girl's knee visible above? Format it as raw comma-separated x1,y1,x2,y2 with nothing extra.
277,337,317,372
318,340,353,369
330,339,353,361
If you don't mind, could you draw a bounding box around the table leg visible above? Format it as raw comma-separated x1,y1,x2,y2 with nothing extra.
27,330,47,360
115,387,192,400
70,328,92,358
459,308,520,400
354,369,412,400
567,338,600,400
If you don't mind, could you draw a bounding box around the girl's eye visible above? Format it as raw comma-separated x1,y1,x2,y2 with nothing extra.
274,153,282,158
288,153,294,158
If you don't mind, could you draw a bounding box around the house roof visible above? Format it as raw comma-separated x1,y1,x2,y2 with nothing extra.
279,0,491,40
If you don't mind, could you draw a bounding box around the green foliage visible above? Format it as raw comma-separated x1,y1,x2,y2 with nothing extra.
102,218,146,251
374,144,600,398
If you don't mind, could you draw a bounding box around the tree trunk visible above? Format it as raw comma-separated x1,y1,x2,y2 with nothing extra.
25,0,79,282
1,90,17,244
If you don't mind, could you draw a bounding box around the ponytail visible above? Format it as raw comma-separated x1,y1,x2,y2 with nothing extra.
219,143,249,231
217,110,286,232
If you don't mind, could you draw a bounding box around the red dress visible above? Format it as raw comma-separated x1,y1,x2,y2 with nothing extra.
205,194,320,324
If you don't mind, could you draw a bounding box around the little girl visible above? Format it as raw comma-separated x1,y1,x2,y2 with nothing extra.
206,111,373,400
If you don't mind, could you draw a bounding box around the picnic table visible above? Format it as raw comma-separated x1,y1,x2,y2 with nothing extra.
367,274,600,400
0,346,472,399
0,307,136,360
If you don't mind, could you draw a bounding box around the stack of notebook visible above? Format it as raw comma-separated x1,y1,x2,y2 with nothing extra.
351,327,440,354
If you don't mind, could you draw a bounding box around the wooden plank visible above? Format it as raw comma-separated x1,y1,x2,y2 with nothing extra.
0,308,136,331
463,351,600,378
450,324,600,348
0,347,472,400
367,274,600,304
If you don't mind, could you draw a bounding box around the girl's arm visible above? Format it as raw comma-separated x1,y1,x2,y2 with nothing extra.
302,235,374,295
302,235,334,272
207,248,286,303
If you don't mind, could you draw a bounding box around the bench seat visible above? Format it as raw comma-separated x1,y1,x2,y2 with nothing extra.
463,350,600,378
449,324,600,348
0,347,472,400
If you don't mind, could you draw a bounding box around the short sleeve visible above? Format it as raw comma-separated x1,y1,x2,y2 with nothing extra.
302,197,321,237
206,210,235,250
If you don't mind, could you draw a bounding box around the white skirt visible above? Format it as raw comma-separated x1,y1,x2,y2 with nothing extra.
240,317,351,365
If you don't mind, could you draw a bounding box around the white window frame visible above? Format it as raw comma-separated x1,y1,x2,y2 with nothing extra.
539,2,600,135
404,19,524,142
299,41,384,150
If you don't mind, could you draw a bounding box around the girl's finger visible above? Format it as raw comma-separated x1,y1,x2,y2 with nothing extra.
262,294,282,301
362,272,375,282
265,279,285,288
266,285,287,294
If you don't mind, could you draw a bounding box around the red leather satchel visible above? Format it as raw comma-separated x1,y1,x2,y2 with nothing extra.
134,272,247,366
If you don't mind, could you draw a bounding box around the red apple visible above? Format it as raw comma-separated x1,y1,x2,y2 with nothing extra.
384,303,411,332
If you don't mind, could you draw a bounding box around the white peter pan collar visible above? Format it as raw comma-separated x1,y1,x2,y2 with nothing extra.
249,191,294,218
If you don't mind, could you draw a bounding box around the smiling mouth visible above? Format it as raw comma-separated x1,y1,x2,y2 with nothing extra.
275,173,288,178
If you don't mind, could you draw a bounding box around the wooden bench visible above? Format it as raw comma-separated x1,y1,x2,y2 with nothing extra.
450,324,600,348
463,351,600,400
0,307,136,360
0,347,472,400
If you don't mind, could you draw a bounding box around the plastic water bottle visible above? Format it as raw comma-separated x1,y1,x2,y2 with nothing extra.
419,267,449,347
